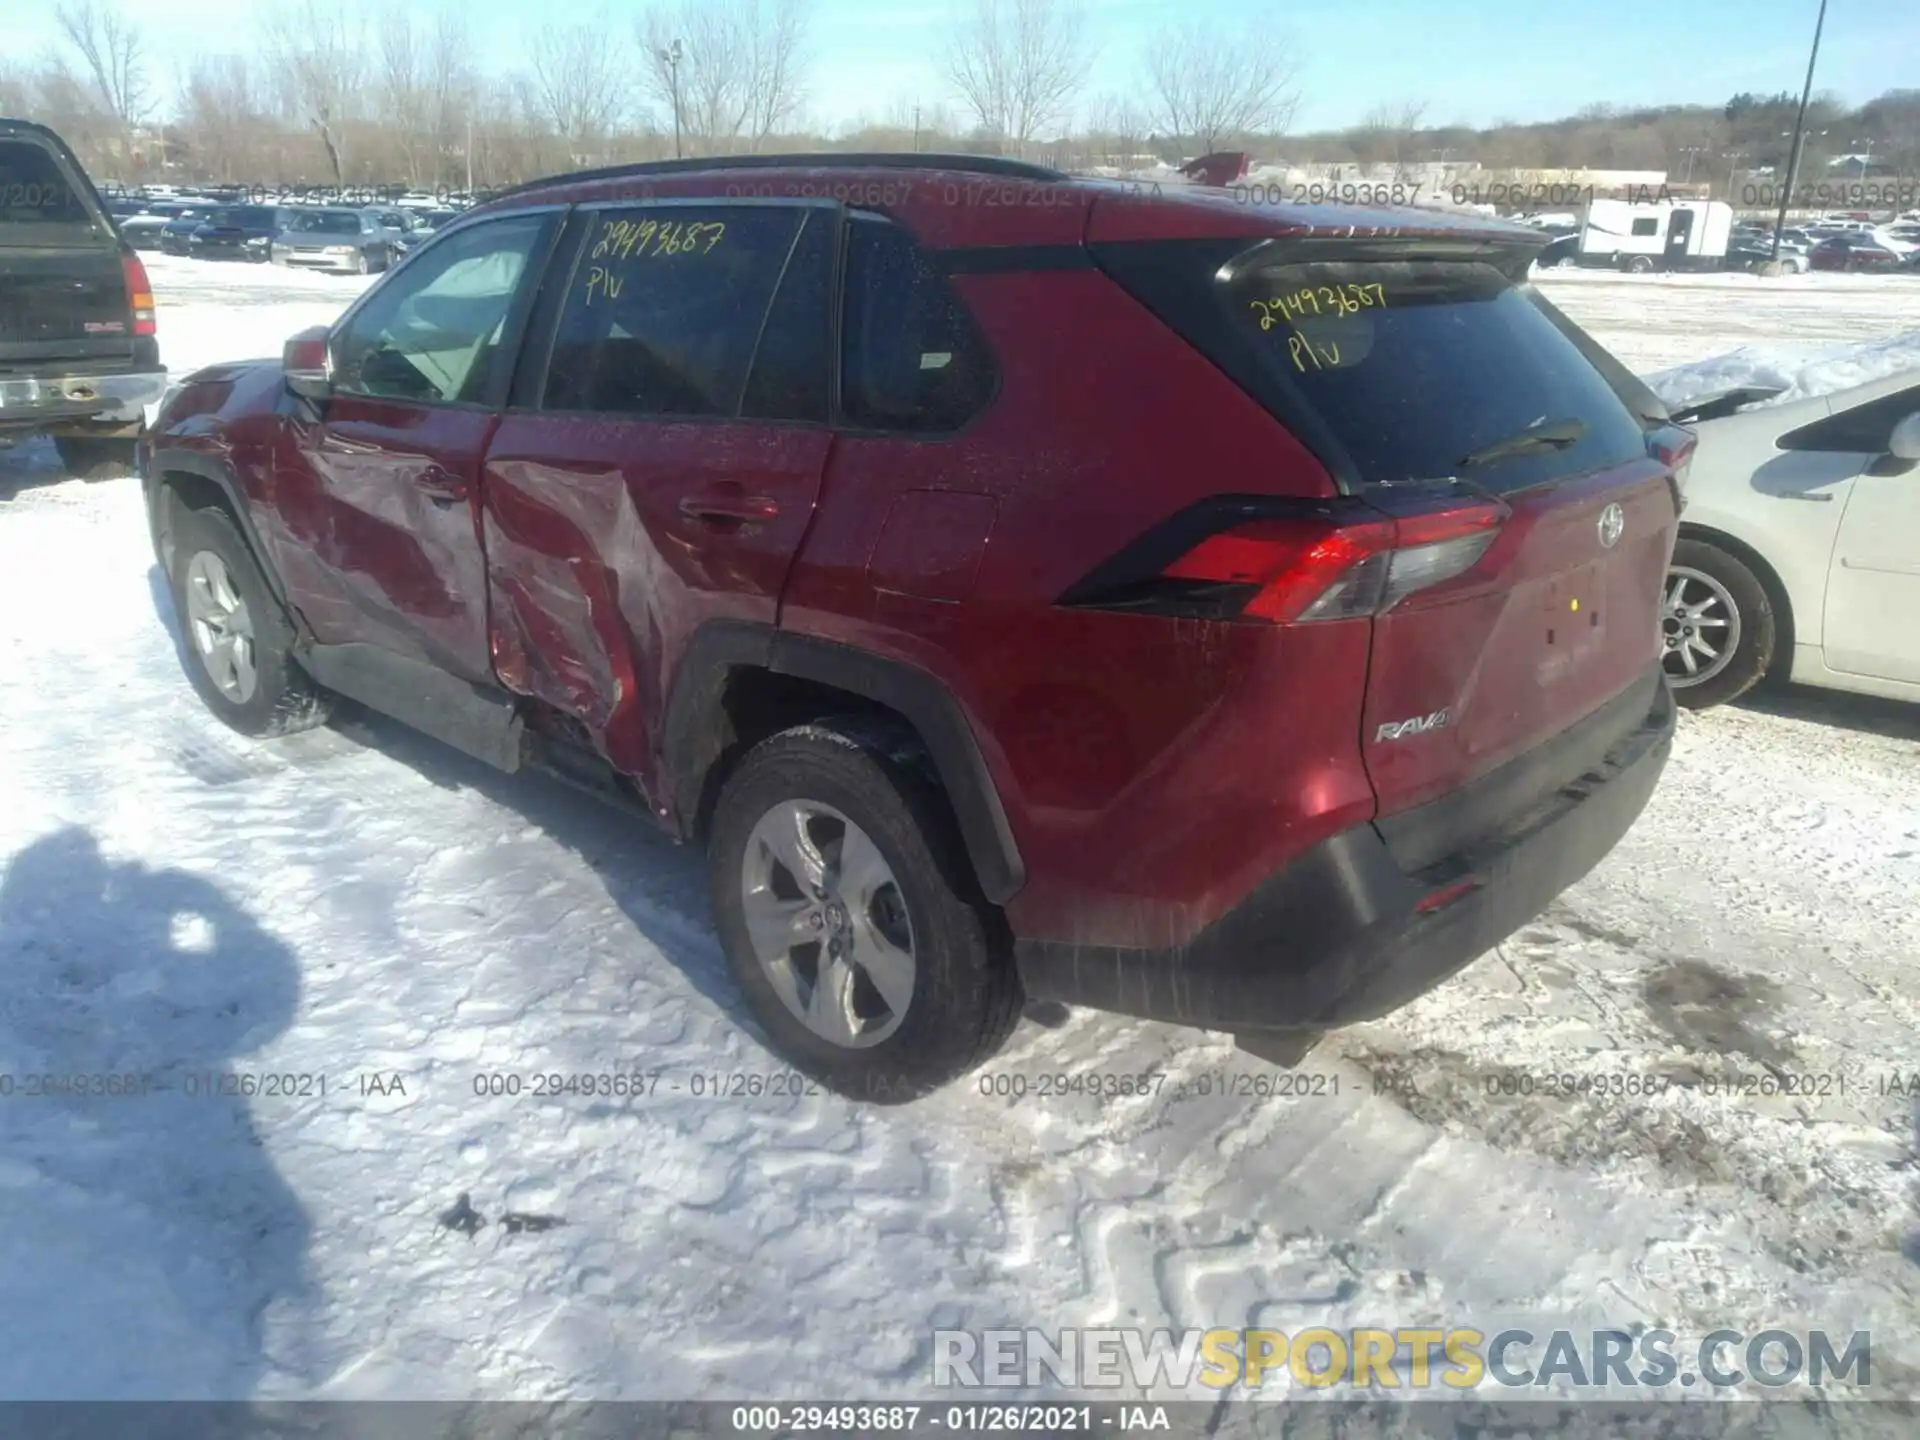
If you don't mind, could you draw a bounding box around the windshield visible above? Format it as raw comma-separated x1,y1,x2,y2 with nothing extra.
288,211,361,235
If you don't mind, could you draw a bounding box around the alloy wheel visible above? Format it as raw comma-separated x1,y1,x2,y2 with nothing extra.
1662,566,1740,686
739,800,916,1048
183,551,258,703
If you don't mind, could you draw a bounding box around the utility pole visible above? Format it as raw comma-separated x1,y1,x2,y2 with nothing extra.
1725,150,1746,204
912,105,921,153
660,40,684,159
1771,0,1829,262
465,116,473,198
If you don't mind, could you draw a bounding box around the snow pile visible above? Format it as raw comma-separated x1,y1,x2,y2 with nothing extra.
1643,329,1920,411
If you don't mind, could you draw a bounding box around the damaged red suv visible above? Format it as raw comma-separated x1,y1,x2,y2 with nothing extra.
141,155,1686,1101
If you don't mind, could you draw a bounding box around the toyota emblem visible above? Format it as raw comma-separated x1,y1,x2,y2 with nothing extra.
1597,503,1625,549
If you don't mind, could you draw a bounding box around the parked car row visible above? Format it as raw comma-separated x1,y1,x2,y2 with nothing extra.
112,195,454,271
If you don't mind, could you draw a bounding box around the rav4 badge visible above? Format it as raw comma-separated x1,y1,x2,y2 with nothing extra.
1376,709,1451,742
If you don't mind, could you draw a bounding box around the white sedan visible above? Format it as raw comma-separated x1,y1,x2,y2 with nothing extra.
1662,369,1920,708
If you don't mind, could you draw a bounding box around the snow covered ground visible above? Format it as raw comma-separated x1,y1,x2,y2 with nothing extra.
1533,266,1920,382
1,259,1918,1407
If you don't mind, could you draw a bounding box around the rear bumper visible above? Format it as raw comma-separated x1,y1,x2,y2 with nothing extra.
278,253,362,273
1014,668,1676,1034
0,368,168,429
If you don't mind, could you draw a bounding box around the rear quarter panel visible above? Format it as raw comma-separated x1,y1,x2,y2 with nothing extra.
781,267,1376,949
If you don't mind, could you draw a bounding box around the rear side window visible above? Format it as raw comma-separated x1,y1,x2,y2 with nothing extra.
840,215,996,432
1630,218,1659,237
0,138,102,244
1780,384,1920,454
542,205,800,419
1220,260,1648,492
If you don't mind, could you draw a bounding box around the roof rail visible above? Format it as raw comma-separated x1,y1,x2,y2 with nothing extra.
484,151,1069,204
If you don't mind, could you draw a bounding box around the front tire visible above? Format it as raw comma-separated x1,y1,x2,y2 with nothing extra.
707,718,1022,1104
1663,539,1778,709
54,436,137,480
168,503,332,737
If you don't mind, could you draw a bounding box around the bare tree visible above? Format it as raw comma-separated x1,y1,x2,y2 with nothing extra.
54,1,150,171
178,54,265,183
530,11,627,162
944,0,1094,151
1353,99,1428,170
1087,92,1147,169
425,12,478,190
1144,22,1301,157
261,4,367,186
55,2,149,125
375,12,431,186
0,64,34,118
639,0,812,156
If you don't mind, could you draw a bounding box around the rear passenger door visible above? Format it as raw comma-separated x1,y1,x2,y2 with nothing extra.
480,199,836,784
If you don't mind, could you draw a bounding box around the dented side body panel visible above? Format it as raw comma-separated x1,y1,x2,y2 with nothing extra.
478,415,831,798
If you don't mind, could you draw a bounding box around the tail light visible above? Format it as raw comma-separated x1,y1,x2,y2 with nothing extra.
1064,497,1507,625
1649,425,1696,481
122,251,156,336
1648,424,1697,513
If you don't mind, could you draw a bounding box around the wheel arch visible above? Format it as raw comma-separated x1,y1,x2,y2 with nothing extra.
148,448,308,638
1675,520,1798,676
663,622,1026,905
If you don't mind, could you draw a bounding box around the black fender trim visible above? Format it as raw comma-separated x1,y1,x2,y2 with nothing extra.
663,621,1027,905
146,446,302,625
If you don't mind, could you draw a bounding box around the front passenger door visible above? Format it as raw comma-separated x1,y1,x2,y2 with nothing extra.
291,211,557,683
1821,384,1920,682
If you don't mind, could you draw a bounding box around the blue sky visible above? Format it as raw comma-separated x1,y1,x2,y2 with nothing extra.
12,0,1919,134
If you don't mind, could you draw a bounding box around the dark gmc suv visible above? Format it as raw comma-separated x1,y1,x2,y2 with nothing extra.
2,118,165,479
140,155,1685,1102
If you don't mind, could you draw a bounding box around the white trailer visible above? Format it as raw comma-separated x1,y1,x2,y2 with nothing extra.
1576,198,1734,273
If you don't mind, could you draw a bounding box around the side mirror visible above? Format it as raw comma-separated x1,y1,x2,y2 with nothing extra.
1888,411,1920,463
283,325,332,401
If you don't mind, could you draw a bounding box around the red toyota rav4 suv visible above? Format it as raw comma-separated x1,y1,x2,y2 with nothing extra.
141,155,1687,1102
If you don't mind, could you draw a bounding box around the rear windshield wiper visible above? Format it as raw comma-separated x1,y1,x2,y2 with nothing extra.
1457,417,1586,469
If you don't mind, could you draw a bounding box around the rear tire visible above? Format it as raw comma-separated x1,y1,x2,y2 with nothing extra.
1626,255,1655,274
168,503,332,738
707,717,1022,1104
1663,539,1777,710
54,436,137,480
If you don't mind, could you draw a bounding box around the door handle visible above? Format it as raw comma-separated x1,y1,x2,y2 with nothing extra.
418,467,468,508
678,490,780,526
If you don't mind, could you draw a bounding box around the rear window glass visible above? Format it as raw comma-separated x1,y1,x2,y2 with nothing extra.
0,139,101,243
1223,259,1648,493
289,211,362,235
